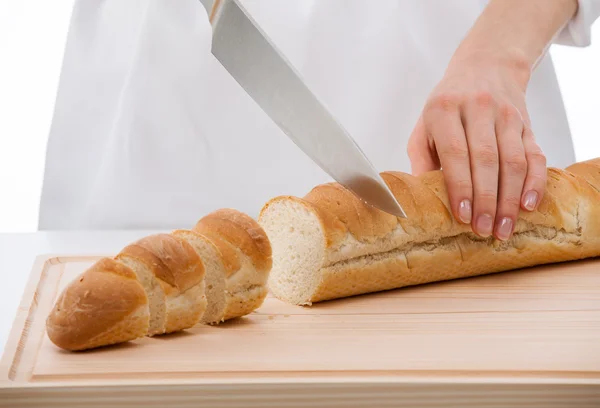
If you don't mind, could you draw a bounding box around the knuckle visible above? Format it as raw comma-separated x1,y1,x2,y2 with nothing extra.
527,148,547,166
474,145,499,168
427,93,460,113
500,194,522,210
471,91,494,109
441,138,469,161
498,103,522,124
476,189,498,204
451,178,473,192
504,153,527,174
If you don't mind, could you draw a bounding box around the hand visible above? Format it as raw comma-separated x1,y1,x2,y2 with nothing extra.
407,51,547,241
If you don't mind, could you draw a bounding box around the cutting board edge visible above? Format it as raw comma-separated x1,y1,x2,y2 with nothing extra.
0,254,107,387
1,377,600,408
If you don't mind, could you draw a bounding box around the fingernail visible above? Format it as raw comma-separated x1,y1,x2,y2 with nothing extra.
458,199,472,223
476,214,494,237
523,191,538,211
496,217,513,241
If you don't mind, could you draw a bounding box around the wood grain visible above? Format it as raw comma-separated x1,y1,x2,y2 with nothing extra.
1,255,600,407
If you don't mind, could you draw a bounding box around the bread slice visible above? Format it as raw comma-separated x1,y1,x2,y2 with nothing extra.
195,209,273,322
115,250,166,336
115,233,207,335
258,159,600,306
173,209,273,324
46,258,149,351
171,229,228,324
45,208,273,351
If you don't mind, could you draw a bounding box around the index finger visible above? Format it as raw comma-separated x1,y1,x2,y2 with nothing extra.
424,98,473,225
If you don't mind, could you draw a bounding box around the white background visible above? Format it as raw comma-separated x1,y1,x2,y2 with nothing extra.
0,1,599,233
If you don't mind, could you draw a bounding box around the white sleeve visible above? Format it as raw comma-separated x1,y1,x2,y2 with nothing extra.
554,0,600,46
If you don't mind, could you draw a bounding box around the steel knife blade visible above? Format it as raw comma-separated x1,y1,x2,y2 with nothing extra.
199,0,407,218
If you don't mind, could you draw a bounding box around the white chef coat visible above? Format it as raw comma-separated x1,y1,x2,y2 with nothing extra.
38,0,600,230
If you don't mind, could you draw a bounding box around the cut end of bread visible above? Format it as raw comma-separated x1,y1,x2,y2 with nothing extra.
116,233,207,337
259,197,326,305
194,208,273,274
163,281,207,334
187,209,274,322
46,258,149,351
116,253,167,336
172,229,227,325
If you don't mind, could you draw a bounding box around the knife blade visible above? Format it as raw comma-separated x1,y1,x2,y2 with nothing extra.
199,0,407,218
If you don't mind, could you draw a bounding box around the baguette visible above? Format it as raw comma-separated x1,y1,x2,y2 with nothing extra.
258,157,600,306
46,208,272,351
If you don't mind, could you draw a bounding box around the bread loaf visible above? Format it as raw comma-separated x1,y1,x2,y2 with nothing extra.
258,157,600,306
46,208,272,351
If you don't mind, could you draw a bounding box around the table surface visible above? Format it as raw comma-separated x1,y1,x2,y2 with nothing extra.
0,230,166,356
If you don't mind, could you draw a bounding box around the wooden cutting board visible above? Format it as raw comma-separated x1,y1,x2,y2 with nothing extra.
1,254,600,407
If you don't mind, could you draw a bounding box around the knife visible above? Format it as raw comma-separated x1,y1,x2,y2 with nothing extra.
198,0,407,218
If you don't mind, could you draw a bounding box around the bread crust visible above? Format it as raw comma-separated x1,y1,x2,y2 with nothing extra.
308,166,586,258
194,208,272,274
259,160,600,305
189,229,240,277
120,233,205,292
567,158,600,193
46,258,149,351
380,171,452,237
192,209,273,321
118,233,207,334
304,182,398,241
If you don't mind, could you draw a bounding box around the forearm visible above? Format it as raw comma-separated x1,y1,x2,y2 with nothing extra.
452,0,578,87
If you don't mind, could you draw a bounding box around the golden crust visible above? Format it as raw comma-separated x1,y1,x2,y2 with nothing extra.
381,171,452,236
299,166,585,255
566,158,600,192
303,183,397,242
119,233,205,292
415,171,454,216
539,168,579,232
46,258,149,351
199,232,240,277
565,159,600,254
173,228,240,277
194,208,272,274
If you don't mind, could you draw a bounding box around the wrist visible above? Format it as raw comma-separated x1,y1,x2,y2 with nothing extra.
446,0,578,90
448,42,533,90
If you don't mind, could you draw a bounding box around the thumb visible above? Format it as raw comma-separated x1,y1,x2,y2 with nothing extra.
407,116,440,176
